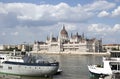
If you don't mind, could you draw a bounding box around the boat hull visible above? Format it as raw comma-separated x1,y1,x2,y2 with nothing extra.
89,70,108,78
88,65,110,78
0,62,59,76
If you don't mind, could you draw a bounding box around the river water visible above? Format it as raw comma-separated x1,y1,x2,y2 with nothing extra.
0,54,103,79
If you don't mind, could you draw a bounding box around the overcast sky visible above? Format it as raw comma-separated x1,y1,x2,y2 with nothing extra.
0,0,120,44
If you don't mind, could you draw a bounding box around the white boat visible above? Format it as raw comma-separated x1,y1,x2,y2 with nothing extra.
88,51,120,78
0,52,59,77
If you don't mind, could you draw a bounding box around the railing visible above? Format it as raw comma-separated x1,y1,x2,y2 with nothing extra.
103,57,120,61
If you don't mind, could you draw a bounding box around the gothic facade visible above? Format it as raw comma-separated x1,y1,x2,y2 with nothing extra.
33,26,102,53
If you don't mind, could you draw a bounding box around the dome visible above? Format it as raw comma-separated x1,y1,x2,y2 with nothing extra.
60,26,68,37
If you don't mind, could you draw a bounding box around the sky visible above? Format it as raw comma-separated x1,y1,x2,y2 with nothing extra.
0,0,120,45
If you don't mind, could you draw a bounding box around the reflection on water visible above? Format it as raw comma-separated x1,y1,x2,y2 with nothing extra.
0,54,103,79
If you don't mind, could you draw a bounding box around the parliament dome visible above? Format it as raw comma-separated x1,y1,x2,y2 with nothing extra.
60,26,68,37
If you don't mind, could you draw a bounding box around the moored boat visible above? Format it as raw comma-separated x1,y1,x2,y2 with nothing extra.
0,51,59,77
88,51,120,78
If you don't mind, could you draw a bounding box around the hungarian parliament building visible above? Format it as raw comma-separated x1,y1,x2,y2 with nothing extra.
33,26,102,53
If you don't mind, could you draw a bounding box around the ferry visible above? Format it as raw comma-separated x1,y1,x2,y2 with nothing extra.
0,51,59,77
88,51,120,78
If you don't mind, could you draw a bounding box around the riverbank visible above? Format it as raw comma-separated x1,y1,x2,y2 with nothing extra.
0,51,110,56
31,51,110,56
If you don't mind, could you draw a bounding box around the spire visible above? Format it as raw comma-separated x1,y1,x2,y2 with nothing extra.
63,24,65,30
71,33,73,38
50,32,53,41
100,38,102,42
47,35,49,40
34,40,37,44
76,32,78,36
82,32,84,39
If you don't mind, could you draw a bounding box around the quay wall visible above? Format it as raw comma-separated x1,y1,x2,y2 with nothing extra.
31,51,110,56
0,50,110,56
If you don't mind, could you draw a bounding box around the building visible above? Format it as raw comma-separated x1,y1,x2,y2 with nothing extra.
33,26,102,53
0,45,6,50
103,44,120,51
0,44,32,52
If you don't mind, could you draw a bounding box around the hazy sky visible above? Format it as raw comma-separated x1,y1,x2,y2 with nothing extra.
0,0,120,44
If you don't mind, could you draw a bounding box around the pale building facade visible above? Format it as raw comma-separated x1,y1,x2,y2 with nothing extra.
103,44,120,51
0,45,5,50
33,26,102,53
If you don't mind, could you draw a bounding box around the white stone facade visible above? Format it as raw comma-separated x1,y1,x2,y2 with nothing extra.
0,45,5,50
33,26,102,53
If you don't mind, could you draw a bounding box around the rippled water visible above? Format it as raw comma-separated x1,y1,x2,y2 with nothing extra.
0,54,103,79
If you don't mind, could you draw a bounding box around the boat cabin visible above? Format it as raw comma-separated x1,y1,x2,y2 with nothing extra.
110,51,120,58
109,51,120,72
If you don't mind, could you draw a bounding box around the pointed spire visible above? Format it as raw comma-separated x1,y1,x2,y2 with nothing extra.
82,32,84,38
76,32,78,36
63,24,65,30
71,33,73,38
50,32,53,41
34,40,36,44
100,38,102,42
56,36,58,41
47,35,49,40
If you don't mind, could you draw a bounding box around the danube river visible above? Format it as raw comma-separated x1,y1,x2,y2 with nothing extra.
0,54,103,79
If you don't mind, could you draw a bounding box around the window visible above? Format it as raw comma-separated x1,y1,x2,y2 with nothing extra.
0,65,3,68
0,58,4,59
8,67,12,70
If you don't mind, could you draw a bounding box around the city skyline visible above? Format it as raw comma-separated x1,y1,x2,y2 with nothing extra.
0,0,120,44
